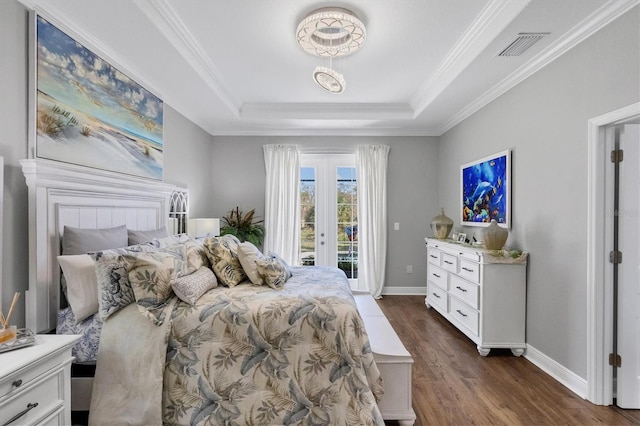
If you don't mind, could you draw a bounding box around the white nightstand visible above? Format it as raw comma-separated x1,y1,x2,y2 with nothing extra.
0,334,80,426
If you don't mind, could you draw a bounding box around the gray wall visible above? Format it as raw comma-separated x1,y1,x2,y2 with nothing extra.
438,8,639,378
163,106,215,218
210,136,439,290
1,0,31,331
0,0,215,328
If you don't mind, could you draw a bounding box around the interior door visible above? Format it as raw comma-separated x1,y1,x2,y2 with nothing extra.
299,154,358,287
616,123,640,408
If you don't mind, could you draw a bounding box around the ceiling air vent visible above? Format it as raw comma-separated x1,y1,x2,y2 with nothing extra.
497,33,549,57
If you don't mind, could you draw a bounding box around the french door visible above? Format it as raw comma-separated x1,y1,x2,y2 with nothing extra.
299,154,359,287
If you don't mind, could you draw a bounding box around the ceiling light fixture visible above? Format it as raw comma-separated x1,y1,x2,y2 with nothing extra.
296,7,366,94
296,7,366,57
313,66,346,94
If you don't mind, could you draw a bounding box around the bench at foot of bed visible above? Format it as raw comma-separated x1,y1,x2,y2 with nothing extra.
353,292,416,426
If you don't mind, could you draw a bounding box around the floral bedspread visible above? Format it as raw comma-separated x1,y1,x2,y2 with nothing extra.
90,266,384,426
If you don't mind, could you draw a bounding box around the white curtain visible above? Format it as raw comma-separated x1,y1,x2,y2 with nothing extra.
263,144,300,265
357,145,390,298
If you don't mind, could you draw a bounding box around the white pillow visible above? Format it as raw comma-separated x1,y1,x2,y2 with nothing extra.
237,241,266,285
57,254,99,323
172,266,217,305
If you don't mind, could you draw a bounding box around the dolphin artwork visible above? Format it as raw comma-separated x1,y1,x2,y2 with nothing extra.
467,181,495,209
462,152,509,224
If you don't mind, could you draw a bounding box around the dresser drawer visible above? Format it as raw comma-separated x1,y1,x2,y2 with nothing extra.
0,368,64,426
38,407,65,426
441,253,458,273
449,297,479,336
458,259,480,283
457,250,481,263
427,247,441,265
450,274,479,309
427,264,447,290
427,283,447,312
0,351,63,398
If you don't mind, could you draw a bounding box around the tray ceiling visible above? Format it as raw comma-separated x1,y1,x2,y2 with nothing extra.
18,0,636,136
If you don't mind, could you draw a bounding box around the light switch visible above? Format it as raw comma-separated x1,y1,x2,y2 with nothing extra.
394,222,400,230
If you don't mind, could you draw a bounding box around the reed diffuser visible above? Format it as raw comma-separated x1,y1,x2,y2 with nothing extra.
0,292,20,344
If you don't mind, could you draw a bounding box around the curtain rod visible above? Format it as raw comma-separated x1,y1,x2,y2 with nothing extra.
299,147,355,155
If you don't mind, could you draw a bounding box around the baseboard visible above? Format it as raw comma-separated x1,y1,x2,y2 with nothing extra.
525,344,588,399
381,286,426,296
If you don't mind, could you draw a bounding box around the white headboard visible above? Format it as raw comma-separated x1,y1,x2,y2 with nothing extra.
21,159,180,333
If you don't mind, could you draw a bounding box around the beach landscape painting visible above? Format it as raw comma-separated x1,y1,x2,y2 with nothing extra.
35,15,163,180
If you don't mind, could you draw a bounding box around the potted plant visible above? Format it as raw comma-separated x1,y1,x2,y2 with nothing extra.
220,207,265,247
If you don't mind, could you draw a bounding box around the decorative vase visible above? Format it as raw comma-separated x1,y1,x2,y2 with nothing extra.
482,219,508,250
430,208,453,240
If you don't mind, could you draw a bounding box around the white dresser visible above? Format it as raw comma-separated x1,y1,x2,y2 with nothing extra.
0,334,80,426
424,238,527,356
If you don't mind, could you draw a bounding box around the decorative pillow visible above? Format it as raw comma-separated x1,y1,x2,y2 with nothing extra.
62,224,128,255
90,242,169,320
127,227,168,245
203,235,246,287
267,251,292,276
184,239,209,274
61,224,128,298
57,254,99,323
237,241,267,285
255,253,292,289
172,266,217,305
123,246,187,325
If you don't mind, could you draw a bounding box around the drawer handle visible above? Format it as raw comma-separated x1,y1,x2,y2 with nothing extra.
3,402,39,426
431,292,441,299
444,260,453,265
462,267,474,273
456,309,468,318
429,255,437,259
432,273,441,278
12,379,23,388
455,286,468,293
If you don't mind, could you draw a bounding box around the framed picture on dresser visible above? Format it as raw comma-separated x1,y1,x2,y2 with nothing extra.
460,150,511,228
30,12,164,180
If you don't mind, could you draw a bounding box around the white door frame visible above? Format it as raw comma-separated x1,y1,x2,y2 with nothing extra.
587,102,640,404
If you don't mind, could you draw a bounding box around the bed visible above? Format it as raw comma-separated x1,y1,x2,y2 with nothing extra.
91,262,384,425
21,158,414,425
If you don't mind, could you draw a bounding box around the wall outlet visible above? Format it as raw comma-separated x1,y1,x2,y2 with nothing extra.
394,222,400,230
406,265,413,274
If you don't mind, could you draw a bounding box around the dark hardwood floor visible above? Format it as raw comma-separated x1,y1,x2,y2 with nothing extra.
377,295,640,426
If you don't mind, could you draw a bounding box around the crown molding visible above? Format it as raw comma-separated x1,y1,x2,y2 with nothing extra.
410,0,531,116
209,127,441,137
437,0,640,135
240,103,414,120
19,0,164,100
134,0,242,117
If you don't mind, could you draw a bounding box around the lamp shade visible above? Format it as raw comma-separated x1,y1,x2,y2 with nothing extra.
187,218,220,238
